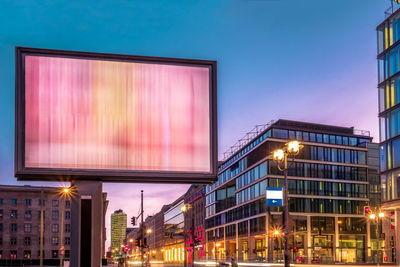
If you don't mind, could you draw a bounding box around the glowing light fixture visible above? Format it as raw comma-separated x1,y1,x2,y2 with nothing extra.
287,141,300,153
369,214,376,220
273,149,284,161
379,212,385,218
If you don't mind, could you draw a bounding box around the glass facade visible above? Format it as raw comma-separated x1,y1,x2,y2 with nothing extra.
378,10,400,202
205,120,374,264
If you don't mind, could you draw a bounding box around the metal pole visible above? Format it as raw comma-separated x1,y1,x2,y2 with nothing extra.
40,189,44,267
141,190,144,267
60,196,65,267
376,219,380,266
283,155,290,267
192,214,195,267
184,230,187,267
215,233,217,265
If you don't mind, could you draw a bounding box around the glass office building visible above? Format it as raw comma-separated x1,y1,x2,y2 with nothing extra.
377,7,400,265
204,120,378,264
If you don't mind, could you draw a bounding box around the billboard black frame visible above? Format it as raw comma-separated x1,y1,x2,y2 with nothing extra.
15,47,217,183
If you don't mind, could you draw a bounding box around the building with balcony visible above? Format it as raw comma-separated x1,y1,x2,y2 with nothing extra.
204,119,379,264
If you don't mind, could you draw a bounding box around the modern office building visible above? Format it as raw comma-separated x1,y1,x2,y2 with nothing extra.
0,184,107,262
204,119,379,264
163,196,185,264
111,209,127,257
377,6,400,264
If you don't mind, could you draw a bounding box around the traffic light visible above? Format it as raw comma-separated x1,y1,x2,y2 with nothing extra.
363,206,371,216
131,216,136,226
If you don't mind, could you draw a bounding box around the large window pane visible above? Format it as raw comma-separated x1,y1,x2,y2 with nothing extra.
380,145,387,172
393,138,400,168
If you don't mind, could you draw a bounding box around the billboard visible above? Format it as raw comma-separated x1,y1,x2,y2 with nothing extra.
15,47,217,183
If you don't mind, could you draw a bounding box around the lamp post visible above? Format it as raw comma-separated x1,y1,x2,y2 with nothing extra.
368,210,385,265
272,140,302,267
59,187,72,267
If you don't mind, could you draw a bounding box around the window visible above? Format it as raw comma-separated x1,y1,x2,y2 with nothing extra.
38,211,45,219
25,210,32,220
393,138,400,168
51,236,59,246
38,199,46,206
10,237,17,245
10,250,17,259
25,199,31,206
24,250,31,259
11,223,17,232
38,237,45,245
52,200,59,207
52,224,59,233
0,210,2,219
10,210,17,219
0,223,2,231
24,236,31,245
0,199,3,205
52,250,58,259
65,250,70,258
65,200,71,208
11,199,17,205
65,211,71,220
24,223,32,233
38,224,45,233
0,250,2,259
65,237,71,245
65,224,71,233
0,237,2,245
52,210,59,220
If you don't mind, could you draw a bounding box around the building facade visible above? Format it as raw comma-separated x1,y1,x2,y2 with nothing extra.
163,197,185,264
0,184,107,262
377,7,400,264
111,209,127,257
183,185,207,264
204,120,378,264
0,185,72,261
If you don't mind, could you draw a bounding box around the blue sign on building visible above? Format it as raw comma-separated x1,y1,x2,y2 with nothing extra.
266,187,283,207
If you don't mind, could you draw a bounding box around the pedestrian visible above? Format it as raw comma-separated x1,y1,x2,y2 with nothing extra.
231,257,238,267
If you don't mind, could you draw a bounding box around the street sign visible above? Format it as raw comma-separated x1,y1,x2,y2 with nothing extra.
266,187,283,207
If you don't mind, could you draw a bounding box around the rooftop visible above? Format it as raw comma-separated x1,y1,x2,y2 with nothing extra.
222,119,371,161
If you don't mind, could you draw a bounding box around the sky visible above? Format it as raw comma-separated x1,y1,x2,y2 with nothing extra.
0,0,392,250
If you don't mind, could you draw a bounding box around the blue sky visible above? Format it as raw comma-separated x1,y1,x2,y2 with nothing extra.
0,0,391,249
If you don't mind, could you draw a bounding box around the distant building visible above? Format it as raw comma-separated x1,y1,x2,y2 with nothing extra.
111,210,127,256
163,196,185,264
0,184,107,261
183,185,206,264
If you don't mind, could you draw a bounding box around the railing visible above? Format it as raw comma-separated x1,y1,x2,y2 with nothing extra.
222,120,275,161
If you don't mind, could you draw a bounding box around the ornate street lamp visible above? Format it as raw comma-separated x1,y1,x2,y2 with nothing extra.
272,140,303,267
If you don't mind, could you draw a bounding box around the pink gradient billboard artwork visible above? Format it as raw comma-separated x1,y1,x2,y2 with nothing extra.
24,55,211,173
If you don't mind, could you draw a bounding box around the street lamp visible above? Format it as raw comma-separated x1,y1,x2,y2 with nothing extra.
57,186,73,267
367,209,386,265
272,140,303,267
